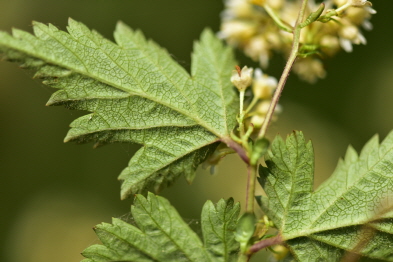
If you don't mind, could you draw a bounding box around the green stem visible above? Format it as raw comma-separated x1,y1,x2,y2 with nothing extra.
244,95,259,116
237,254,249,262
222,136,250,164
258,0,309,139
245,165,257,213
249,234,283,254
238,94,258,141
263,4,293,33
239,90,245,114
335,2,351,14
239,90,246,136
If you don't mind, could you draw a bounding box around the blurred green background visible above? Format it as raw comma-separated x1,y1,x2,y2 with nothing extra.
0,0,392,261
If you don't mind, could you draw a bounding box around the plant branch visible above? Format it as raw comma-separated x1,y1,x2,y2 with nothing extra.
258,0,309,138
221,136,250,164
245,165,257,213
248,234,283,254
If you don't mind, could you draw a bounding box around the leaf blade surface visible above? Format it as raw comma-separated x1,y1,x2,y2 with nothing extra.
258,131,393,261
0,20,238,198
81,193,240,262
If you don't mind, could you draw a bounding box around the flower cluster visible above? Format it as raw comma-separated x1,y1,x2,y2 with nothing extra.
231,66,282,129
219,0,376,83
249,68,281,128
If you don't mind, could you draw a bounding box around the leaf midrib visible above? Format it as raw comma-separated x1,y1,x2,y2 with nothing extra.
116,30,208,135
98,221,161,262
74,26,219,137
138,199,209,262
1,28,223,137
122,137,220,191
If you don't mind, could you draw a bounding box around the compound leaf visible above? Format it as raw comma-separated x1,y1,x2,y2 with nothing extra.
258,131,393,261
0,19,238,199
81,193,241,262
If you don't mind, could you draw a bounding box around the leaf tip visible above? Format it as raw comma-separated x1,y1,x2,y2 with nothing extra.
31,20,40,27
115,20,127,30
68,17,77,26
200,27,214,38
63,135,72,143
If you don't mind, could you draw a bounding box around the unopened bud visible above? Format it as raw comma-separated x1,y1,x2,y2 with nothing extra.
271,245,289,260
256,100,272,115
251,114,266,128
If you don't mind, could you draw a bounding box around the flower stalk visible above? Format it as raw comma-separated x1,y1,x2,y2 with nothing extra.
258,0,310,139
263,4,293,33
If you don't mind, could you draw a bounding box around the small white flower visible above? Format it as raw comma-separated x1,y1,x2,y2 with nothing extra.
366,6,377,15
292,58,326,83
231,66,253,91
338,24,367,52
217,21,256,46
252,68,277,99
349,0,372,7
222,0,254,20
244,37,270,68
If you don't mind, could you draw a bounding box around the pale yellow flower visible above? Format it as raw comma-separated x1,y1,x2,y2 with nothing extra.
218,21,256,46
293,58,326,83
252,68,277,100
231,66,253,91
349,0,372,7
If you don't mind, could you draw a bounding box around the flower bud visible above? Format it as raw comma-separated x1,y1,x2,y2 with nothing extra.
293,58,326,83
256,100,272,115
252,68,277,100
231,66,253,91
320,35,340,56
250,114,266,128
271,245,289,260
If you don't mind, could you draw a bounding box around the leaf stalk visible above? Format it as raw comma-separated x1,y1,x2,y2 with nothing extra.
248,234,283,254
221,136,250,164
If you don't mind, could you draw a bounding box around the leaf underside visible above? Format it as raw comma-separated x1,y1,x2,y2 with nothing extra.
0,19,238,199
258,131,393,261
81,192,240,262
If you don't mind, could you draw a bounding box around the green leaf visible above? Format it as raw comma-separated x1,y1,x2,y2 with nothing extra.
202,198,240,262
81,193,240,262
0,19,238,199
257,131,393,261
250,137,270,166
